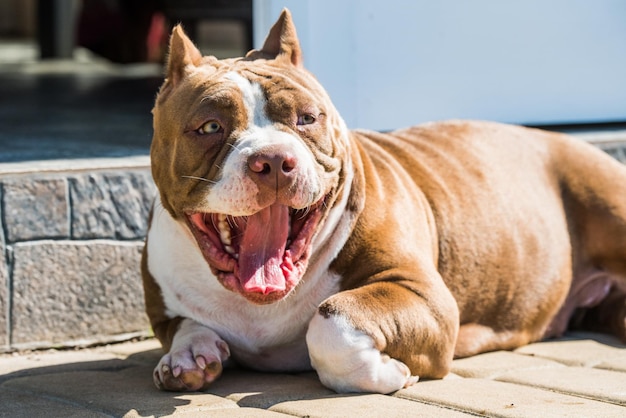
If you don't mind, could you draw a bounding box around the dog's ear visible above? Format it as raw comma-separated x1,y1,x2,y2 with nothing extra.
247,8,302,67
165,25,203,86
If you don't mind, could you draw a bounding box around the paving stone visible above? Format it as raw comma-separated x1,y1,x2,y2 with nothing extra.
0,387,107,418
514,338,626,367
69,171,155,240
118,345,163,370
98,338,162,366
395,377,626,417
10,240,149,348
3,366,239,417
2,335,626,417
562,331,626,346
0,349,122,382
270,393,471,417
1,177,69,242
596,354,626,373
206,368,336,409
0,339,161,388
496,366,626,405
451,350,565,378
167,408,292,417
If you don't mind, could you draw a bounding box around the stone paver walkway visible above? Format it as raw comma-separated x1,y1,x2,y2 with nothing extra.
1,332,624,417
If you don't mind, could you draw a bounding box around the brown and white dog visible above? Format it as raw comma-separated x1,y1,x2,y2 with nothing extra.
142,9,626,393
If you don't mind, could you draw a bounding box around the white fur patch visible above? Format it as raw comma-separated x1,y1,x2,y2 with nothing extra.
146,196,343,371
197,72,324,215
204,126,324,214
224,71,269,127
306,311,418,393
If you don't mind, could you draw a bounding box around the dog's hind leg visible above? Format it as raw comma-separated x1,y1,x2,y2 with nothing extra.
571,286,626,342
454,324,535,358
554,135,626,342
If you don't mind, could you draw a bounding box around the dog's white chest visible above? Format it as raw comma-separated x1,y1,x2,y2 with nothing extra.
146,198,342,370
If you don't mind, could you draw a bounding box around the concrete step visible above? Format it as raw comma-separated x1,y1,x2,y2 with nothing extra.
0,156,154,351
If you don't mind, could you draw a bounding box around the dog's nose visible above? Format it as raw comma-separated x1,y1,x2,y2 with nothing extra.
248,150,298,191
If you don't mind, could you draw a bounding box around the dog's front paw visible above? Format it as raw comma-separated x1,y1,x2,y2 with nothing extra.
154,319,230,391
306,311,418,394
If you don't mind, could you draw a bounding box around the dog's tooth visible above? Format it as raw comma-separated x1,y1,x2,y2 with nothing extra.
221,234,231,245
224,245,235,255
216,214,232,246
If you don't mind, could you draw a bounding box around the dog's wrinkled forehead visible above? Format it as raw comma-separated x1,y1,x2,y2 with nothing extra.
155,7,335,132
221,71,268,127
209,63,326,129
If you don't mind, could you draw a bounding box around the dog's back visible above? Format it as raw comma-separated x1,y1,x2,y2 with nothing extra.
348,120,626,355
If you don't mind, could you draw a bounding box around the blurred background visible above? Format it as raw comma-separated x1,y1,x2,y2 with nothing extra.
0,0,625,163
0,0,251,162
267,0,626,131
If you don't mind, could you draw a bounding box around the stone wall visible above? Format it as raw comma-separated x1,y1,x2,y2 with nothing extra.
0,169,155,351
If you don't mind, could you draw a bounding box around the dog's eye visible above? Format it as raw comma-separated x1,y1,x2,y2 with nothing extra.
197,120,222,135
297,114,316,126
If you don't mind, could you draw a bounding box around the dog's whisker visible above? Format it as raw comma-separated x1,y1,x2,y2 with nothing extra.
226,142,242,152
181,175,216,184
297,207,310,220
227,215,237,230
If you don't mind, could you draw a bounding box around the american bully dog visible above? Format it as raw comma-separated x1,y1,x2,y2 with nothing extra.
142,9,626,393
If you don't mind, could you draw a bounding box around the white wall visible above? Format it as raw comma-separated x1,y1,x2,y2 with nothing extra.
254,0,626,131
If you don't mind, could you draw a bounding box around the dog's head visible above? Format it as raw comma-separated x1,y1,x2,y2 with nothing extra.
151,9,350,304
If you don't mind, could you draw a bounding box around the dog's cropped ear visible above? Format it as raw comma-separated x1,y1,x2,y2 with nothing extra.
246,8,302,67
165,25,203,86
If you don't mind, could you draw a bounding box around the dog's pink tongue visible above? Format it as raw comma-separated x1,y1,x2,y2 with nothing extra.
238,204,289,294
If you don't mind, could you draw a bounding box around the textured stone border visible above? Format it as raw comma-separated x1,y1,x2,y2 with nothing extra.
0,163,155,351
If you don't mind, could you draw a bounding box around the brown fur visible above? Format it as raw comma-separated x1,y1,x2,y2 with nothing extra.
143,9,626,389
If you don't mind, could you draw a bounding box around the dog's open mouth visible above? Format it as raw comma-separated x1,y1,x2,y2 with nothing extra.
186,198,325,304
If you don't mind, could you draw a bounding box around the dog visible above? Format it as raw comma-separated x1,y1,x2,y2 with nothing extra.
142,9,626,394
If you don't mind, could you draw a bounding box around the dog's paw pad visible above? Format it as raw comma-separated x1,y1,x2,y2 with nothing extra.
153,321,230,392
154,352,224,392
